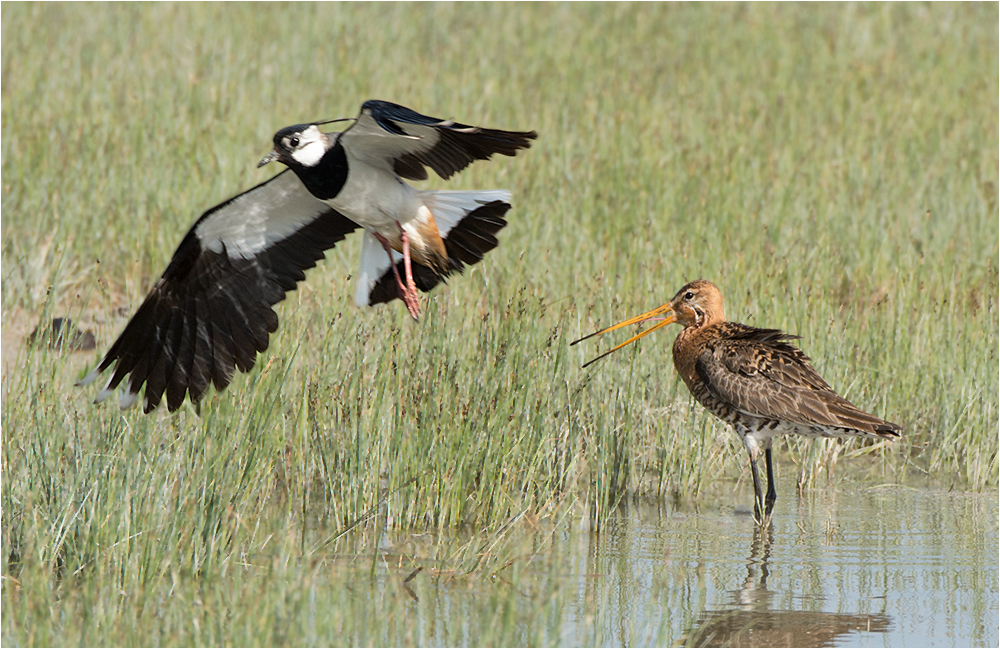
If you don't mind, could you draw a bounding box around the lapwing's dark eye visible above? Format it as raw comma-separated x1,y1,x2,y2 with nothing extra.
289,136,300,148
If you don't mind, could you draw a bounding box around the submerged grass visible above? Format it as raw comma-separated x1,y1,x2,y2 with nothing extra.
2,3,997,645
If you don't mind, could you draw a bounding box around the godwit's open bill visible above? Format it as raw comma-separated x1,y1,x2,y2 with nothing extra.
572,280,902,524
570,302,677,368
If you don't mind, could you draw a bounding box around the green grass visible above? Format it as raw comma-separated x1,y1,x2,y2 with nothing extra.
2,3,997,645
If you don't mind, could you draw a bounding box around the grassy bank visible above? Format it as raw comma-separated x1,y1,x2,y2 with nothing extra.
2,3,997,645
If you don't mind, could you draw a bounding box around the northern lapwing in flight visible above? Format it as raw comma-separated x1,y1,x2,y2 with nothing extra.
79,100,536,413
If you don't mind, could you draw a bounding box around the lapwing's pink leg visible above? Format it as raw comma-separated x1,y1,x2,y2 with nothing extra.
372,230,421,320
398,225,421,320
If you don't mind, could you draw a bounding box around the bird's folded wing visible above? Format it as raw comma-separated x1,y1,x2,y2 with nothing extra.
339,99,537,181
79,170,360,413
696,333,894,433
696,333,844,425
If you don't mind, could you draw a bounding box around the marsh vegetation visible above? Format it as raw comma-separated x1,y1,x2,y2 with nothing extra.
3,3,996,645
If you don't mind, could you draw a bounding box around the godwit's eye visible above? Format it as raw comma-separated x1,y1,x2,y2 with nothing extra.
684,291,695,301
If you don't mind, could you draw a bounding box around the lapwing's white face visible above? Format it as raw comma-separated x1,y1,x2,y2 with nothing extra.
281,125,328,168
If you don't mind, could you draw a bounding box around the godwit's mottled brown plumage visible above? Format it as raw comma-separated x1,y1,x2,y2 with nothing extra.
573,279,901,523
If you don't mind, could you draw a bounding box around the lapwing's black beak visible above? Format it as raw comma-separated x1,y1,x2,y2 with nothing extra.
257,150,279,168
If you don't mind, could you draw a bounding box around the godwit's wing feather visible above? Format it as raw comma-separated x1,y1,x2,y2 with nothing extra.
696,324,900,436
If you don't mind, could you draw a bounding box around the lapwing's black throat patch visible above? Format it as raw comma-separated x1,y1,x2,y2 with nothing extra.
291,142,348,201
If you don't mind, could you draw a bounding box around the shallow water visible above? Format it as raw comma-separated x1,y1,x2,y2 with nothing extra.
84,484,995,646
358,485,998,647
569,486,998,647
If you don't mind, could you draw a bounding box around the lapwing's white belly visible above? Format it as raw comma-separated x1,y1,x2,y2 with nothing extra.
327,163,421,235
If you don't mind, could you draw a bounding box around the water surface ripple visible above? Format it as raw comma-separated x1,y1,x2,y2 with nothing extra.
561,486,998,647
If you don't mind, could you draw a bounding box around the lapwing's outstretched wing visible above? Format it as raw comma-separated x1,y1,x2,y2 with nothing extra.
79,170,360,413
339,100,537,181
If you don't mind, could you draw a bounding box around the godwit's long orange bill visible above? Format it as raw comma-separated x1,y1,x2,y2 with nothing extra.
571,303,678,368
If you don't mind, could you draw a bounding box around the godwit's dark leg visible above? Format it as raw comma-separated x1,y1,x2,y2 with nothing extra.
373,231,420,320
739,434,765,524
748,453,766,524
764,445,777,516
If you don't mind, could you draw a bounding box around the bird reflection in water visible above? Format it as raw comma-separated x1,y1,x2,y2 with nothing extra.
682,526,892,648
